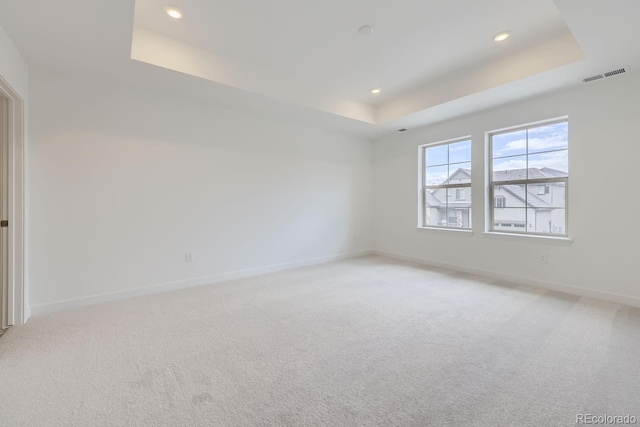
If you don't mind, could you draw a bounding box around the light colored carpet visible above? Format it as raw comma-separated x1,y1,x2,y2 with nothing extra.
1,255,639,426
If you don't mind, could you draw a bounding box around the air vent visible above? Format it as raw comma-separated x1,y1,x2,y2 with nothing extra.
582,66,630,83
582,74,604,83
604,68,627,77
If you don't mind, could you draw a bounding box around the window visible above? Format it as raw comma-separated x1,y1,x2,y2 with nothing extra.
421,138,472,229
537,185,550,195
489,119,568,236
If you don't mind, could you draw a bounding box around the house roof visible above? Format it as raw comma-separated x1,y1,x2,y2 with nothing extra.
425,191,443,207
428,167,563,209
442,168,471,184
426,188,472,208
440,166,567,184
500,185,550,209
493,167,567,182
492,167,565,209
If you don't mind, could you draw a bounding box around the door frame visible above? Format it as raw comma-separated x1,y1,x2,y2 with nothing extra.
0,75,26,327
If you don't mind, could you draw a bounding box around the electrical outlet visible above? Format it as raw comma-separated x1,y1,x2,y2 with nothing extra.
539,254,548,264
185,252,193,263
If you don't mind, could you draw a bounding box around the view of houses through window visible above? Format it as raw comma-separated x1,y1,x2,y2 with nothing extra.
490,120,568,236
420,119,568,237
423,139,472,229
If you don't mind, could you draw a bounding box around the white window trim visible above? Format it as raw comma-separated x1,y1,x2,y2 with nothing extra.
417,136,472,231
486,117,569,239
417,226,473,236
483,231,573,245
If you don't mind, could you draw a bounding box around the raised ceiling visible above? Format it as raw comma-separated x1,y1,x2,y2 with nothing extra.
131,0,584,124
1,0,639,137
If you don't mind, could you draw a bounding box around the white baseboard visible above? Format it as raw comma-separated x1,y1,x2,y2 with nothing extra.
30,250,374,317
373,250,640,309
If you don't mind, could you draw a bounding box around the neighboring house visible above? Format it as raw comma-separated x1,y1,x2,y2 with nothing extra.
426,167,567,234
426,168,472,228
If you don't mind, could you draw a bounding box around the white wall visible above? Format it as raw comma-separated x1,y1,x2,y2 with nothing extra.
373,72,640,305
0,23,29,322
0,24,28,98
29,71,373,312
24,58,640,313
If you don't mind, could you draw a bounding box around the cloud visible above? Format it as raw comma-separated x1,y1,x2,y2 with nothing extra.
528,135,568,152
529,150,568,172
494,124,568,157
494,158,527,171
503,138,526,152
450,144,470,152
426,172,448,185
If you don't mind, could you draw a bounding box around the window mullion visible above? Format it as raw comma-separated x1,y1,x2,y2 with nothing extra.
425,183,471,190
491,177,566,186
525,128,529,233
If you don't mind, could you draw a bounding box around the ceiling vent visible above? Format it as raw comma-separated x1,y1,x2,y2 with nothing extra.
582,66,630,84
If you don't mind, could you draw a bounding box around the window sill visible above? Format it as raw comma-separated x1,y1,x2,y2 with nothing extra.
417,227,474,236
483,232,573,245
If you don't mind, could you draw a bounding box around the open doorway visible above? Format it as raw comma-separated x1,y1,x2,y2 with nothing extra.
0,75,26,328
1,94,8,331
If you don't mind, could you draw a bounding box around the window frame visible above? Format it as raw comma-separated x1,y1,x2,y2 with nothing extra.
419,136,473,231
536,185,550,196
488,118,569,238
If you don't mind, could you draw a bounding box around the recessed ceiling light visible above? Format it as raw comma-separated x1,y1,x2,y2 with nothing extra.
371,88,382,94
164,5,184,19
493,31,510,42
358,25,374,36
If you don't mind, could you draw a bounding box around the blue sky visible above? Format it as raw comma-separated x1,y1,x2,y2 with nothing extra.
425,123,568,185
425,140,471,185
493,122,568,175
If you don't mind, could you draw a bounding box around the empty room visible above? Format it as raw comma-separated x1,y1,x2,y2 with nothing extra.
1,0,639,425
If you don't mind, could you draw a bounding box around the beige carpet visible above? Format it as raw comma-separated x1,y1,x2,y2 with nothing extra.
1,255,639,426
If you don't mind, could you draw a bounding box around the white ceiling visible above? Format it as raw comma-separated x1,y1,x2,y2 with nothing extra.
134,0,568,103
1,0,639,137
